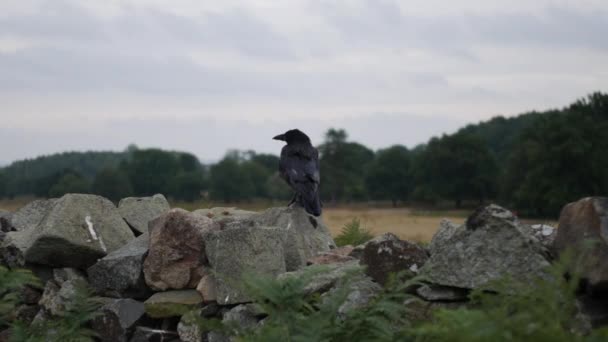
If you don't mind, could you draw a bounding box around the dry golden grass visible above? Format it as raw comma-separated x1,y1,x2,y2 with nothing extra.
323,207,467,243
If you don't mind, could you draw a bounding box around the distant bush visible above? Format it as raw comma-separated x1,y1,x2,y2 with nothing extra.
334,218,374,247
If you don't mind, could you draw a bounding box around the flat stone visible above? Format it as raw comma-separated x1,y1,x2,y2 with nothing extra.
415,284,469,302
144,290,203,318
118,194,170,235
91,298,146,342
88,233,151,298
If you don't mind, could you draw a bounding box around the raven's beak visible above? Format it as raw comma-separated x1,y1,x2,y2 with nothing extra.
273,134,286,141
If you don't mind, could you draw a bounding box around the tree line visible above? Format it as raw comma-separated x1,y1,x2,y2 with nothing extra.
0,92,606,217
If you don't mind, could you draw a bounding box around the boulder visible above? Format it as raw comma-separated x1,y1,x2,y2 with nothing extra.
23,194,135,268
254,206,336,271
279,261,364,295
428,219,460,255
527,224,556,250
307,246,356,265
553,197,608,289
177,310,205,342
129,327,179,342
118,194,170,235
420,204,550,290
334,277,381,317
195,269,217,303
144,290,203,318
9,199,57,231
350,233,402,259
39,277,88,316
91,299,146,342
143,209,219,291
193,207,256,224
88,233,151,298
1,230,31,268
204,222,287,305
359,233,428,285
0,210,13,233
415,284,469,302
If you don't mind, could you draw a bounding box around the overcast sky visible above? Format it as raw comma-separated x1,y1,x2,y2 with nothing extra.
1,0,607,164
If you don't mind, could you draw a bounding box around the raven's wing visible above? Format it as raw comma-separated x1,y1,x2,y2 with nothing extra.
280,146,321,216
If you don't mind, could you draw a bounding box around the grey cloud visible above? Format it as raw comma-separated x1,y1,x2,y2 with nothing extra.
0,0,105,41
0,1,294,60
316,0,608,53
0,44,451,100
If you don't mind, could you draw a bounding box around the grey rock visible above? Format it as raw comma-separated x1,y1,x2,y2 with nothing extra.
0,210,13,233
415,284,469,302
204,222,287,305
14,304,39,325
307,245,356,265
195,269,217,303
420,204,550,290
39,278,87,316
53,268,87,284
253,206,336,271
336,277,381,317
1,230,31,268
91,298,146,342
359,232,428,285
88,233,151,298
350,233,401,259
207,331,230,342
144,209,219,291
279,261,364,295
527,224,556,250
553,197,608,288
144,290,203,318
223,304,260,333
118,194,170,235
178,310,205,342
193,207,256,225
23,194,135,268
428,219,460,255
129,327,179,342
9,199,57,231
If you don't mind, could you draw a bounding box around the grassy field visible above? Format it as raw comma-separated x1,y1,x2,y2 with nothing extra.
0,198,556,243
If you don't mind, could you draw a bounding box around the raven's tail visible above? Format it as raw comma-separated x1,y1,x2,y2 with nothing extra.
299,188,322,216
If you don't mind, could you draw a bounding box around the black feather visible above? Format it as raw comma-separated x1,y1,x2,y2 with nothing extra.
274,129,322,216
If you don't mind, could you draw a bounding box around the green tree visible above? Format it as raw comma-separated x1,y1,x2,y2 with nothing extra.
121,149,180,196
91,168,134,202
412,132,498,207
365,145,412,206
0,171,6,198
48,172,91,197
169,171,207,202
209,155,254,202
503,93,608,217
318,129,374,202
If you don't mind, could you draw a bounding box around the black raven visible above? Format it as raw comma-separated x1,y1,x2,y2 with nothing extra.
273,129,322,216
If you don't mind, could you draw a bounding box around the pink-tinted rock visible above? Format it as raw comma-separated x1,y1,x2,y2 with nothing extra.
307,246,356,265
554,197,608,288
143,209,219,291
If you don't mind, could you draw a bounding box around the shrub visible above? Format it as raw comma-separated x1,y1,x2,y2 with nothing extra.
334,218,374,247
0,266,101,342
